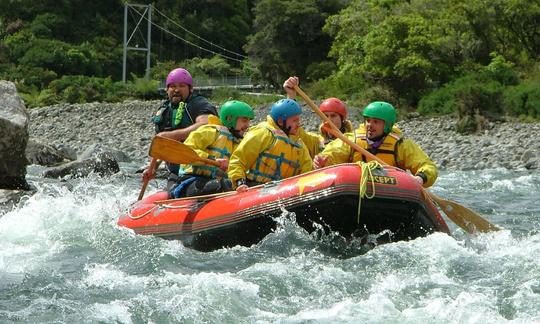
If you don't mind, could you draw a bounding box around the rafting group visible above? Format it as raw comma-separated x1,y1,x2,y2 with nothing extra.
142,68,435,197
138,67,499,234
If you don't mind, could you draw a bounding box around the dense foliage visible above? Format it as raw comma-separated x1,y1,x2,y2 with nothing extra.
322,0,540,114
244,0,345,87
1,0,539,125
0,0,255,106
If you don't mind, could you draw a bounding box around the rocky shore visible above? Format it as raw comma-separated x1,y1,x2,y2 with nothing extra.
28,99,540,171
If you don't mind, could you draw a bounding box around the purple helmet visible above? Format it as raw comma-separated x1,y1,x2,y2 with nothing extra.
166,68,193,88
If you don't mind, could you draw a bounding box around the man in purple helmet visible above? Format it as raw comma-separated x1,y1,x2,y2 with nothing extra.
143,67,218,191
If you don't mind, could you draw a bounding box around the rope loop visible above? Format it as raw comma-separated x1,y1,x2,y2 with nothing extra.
356,160,383,223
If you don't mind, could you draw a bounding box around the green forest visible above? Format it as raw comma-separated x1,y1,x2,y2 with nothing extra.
1,0,540,127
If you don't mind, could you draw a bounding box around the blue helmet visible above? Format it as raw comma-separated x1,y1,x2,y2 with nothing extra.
270,99,302,123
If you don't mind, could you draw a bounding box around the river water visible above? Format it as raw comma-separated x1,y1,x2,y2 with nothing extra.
1,166,539,323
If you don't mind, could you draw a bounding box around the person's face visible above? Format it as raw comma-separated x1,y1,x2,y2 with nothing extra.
167,82,191,104
234,117,251,137
324,112,342,129
365,117,385,139
283,115,301,135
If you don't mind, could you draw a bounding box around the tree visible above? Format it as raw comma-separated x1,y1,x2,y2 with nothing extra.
245,0,345,87
457,0,540,62
152,0,251,63
324,0,540,105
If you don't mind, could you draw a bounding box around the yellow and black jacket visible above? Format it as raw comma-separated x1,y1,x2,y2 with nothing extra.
228,116,313,187
183,115,239,178
320,124,438,187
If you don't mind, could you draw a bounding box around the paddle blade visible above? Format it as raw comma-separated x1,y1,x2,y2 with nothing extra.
149,136,199,164
428,192,501,233
149,136,221,167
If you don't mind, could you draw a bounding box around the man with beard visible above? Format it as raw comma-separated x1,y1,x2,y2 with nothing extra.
313,101,438,188
169,100,254,198
142,67,218,191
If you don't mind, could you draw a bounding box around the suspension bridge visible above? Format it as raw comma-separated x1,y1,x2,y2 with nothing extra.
122,2,260,91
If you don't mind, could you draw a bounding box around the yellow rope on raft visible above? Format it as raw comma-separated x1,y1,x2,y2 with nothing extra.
356,160,383,223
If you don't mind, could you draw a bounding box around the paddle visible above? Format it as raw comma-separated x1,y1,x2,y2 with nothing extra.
137,136,222,200
149,136,222,167
137,157,158,200
294,85,501,233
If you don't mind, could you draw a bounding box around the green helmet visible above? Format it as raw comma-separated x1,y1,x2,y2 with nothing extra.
362,101,396,134
219,100,255,128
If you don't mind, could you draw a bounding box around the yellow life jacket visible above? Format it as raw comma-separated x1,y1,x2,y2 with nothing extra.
247,127,305,183
191,125,238,177
351,129,402,166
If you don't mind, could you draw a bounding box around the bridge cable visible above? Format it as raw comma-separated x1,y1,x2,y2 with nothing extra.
129,4,245,63
151,6,247,59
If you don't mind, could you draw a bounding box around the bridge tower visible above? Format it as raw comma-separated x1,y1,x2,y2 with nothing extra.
122,3,152,83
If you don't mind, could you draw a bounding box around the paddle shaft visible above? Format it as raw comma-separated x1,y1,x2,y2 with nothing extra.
138,158,158,200
294,85,500,233
294,86,385,164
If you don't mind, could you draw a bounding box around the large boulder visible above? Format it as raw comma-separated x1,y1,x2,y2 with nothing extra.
79,143,131,163
0,81,29,190
42,152,120,179
26,139,74,166
0,189,30,214
522,148,539,170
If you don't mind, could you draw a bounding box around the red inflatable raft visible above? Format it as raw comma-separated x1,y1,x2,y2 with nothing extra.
118,164,449,251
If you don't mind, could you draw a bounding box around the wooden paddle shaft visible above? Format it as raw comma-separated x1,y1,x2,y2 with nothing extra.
137,157,157,200
295,86,384,164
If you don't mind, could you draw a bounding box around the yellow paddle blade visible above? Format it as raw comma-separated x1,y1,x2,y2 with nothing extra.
428,192,501,233
149,136,221,167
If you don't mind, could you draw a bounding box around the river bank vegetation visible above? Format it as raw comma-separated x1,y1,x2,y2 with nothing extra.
1,0,539,130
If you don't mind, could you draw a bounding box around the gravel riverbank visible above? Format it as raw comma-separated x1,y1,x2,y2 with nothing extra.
28,99,540,171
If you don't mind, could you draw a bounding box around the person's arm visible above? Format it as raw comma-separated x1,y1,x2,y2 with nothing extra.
316,135,354,167
396,139,438,188
283,76,299,100
142,157,156,182
294,127,324,159
228,127,272,190
157,114,209,141
298,145,314,174
183,125,216,161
